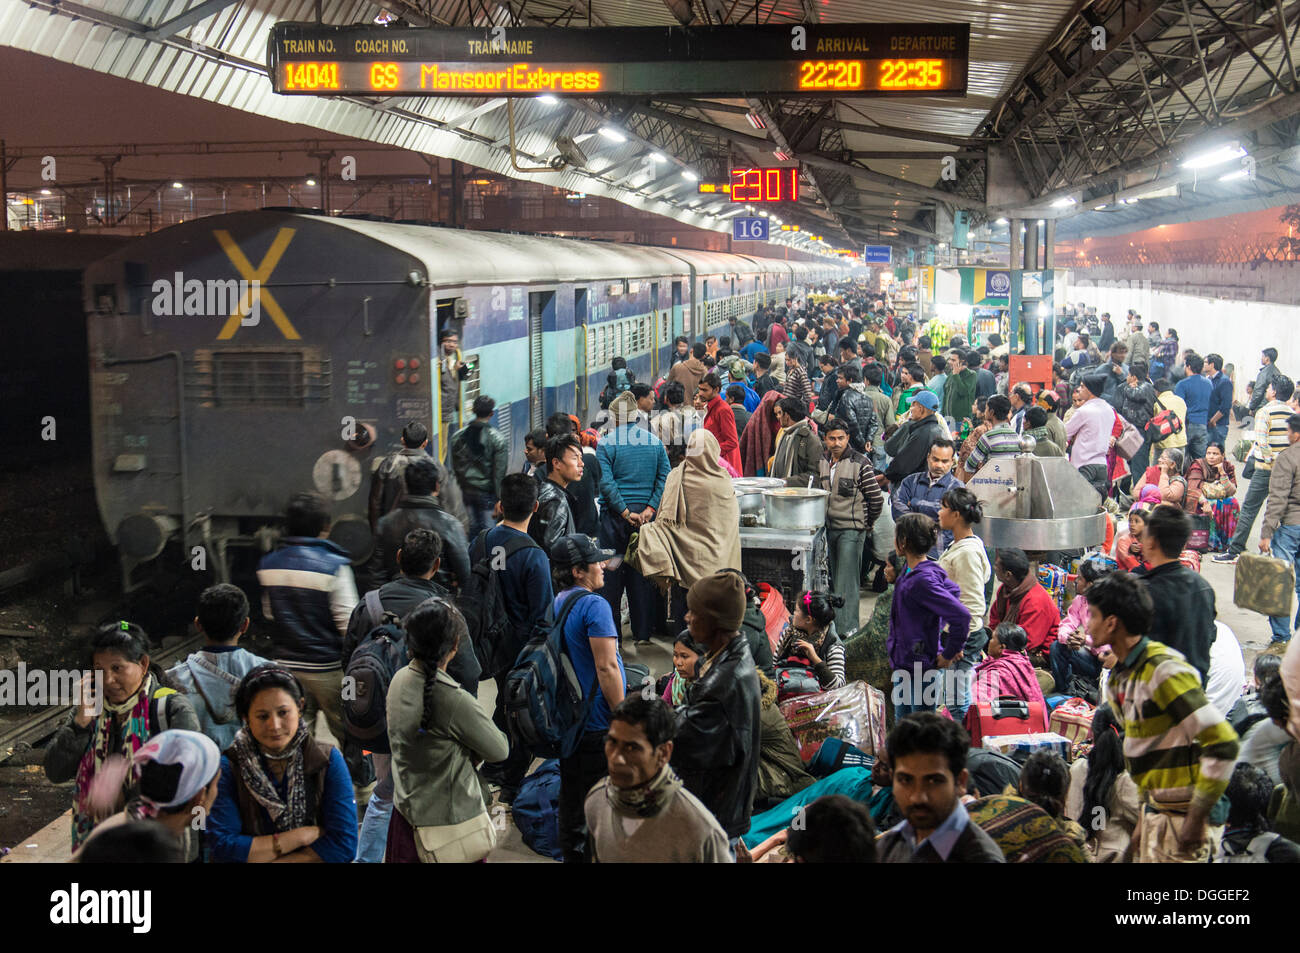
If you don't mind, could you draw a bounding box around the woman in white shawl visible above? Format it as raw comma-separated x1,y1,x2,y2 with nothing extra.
635,428,743,634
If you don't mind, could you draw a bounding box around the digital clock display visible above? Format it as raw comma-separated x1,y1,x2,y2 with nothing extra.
730,168,799,203
796,58,951,91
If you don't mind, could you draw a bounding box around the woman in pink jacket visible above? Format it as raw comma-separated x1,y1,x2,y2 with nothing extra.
1047,559,1113,694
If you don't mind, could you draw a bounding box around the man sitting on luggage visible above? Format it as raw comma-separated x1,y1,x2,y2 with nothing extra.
877,712,1005,863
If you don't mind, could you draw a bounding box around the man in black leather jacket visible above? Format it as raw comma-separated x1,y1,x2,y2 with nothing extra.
827,364,879,455
367,458,471,594
531,434,580,553
672,572,762,846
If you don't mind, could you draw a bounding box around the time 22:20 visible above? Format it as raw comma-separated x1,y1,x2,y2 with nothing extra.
797,60,864,90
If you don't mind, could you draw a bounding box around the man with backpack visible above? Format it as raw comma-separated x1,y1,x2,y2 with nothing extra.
368,422,431,531
167,584,268,750
367,457,470,595
548,534,626,863
341,528,480,862
478,473,553,804
451,395,509,541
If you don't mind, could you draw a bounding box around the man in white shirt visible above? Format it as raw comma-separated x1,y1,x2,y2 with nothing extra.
1065,374,1114,498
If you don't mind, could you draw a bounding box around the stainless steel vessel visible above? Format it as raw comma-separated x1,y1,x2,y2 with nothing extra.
966,441,1108,551
733,477,784,516
762,487,830,530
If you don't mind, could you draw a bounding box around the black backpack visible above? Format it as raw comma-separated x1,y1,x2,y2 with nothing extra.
459,530,541,679
341,590,408,754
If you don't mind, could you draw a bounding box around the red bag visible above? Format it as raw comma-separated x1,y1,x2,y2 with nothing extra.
966,696,1048,748
1179,549,1202,573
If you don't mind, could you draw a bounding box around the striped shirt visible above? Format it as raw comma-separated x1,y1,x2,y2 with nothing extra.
1106,637,1239,814
963,424,1021,475
774,623,846,690
1251,400,1294,471
783,363,814,405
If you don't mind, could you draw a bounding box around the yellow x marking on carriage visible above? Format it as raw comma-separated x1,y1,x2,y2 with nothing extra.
213,228,301,340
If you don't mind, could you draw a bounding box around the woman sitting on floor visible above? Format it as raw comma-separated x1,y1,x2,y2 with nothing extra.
965,623,1047,738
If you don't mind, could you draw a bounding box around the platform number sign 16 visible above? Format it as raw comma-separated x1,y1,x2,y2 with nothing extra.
733,217,769,242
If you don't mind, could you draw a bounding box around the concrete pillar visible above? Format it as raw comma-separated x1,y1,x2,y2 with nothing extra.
1008,217,1021,270
1044,219,1056,269
1024,219,1039,271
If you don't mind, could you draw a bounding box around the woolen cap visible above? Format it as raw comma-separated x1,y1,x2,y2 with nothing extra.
686,572,747,633
1080,373,1108,397
133,729,220,809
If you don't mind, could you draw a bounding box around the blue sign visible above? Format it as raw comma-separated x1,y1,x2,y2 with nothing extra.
863,245,892,264
733,217,768,241
985,271,1012,298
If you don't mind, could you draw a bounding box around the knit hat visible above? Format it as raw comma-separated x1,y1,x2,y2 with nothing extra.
608,390,640,425
1080,373,1108,398
686,572,747,633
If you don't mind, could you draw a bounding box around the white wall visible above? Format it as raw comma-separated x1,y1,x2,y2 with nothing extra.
1062,277,1300,400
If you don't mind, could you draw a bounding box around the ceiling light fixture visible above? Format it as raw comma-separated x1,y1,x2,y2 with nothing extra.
746,112,767,130
681,170,699,182
1182,143,1246,169
537,94,559,105
598,127,627,143
1051,196,1077,208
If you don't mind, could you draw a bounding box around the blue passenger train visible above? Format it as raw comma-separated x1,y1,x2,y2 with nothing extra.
83,210,846,580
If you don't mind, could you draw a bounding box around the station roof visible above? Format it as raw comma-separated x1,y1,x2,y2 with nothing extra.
3,0,1299,250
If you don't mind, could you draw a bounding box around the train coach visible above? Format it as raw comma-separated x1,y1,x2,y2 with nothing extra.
83,209,846,585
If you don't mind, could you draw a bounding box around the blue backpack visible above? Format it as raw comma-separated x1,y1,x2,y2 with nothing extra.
513,760,562,860
504,590,602,760
741,384,760,413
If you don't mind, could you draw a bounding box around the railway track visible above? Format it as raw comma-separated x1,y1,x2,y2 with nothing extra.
0,633,205,760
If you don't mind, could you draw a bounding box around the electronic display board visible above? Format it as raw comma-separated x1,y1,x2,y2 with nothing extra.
730,167,799,202
268,22,969,97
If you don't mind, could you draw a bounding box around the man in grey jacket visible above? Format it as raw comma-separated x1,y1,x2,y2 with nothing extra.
1259,413,1300,645
1249,348,1283,415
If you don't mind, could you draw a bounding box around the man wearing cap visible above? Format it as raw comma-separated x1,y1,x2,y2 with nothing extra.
884,389,947,487
671,572,762,852
550,534,627,864
1066,374,1116,498
81,729,222,863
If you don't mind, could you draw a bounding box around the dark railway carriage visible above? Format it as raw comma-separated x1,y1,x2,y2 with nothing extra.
83,210,844,583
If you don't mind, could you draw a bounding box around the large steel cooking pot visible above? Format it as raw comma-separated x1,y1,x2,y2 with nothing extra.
733,477,784,516
762,487,829,530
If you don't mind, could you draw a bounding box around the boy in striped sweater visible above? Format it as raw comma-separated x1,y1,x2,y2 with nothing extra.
1086,572,1239,863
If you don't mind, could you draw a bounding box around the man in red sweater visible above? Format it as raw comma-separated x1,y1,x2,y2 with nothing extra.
988,547,1061,665
697,373,742,473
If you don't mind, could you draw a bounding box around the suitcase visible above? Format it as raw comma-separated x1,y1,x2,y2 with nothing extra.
981,732,1072,765
1235,553,1297,618
1048,697,1096,752
967,696,1048,748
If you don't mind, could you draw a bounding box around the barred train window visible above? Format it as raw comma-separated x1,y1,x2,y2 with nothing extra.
191,349,330,407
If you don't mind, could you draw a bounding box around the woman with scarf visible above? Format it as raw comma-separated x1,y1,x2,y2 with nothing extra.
773,590,847,691
1132,448,1187,506
635,428,743,634
44,622,200,851
208,666,357,862
965,623,1048,739
1187,442,1239,551
1115,504,1152,573
657,632,702,709
385,599,508,863
740,389,781,477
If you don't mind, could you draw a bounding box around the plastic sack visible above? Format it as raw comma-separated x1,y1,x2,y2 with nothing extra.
1235,553,1296,618
778,679,886,763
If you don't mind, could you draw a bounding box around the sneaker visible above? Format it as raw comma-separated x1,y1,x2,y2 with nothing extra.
1210,552,1238,564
